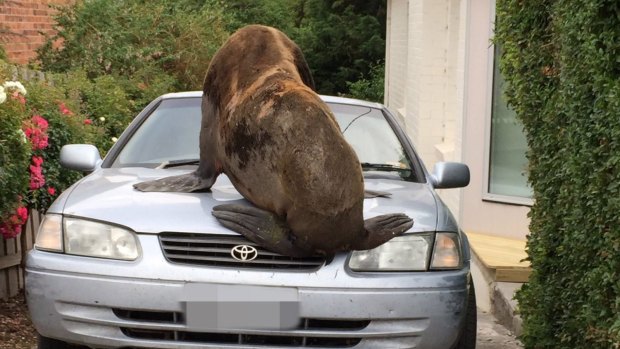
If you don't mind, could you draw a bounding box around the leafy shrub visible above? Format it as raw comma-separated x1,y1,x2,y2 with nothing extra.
216,0,299,34
37,0,229,91
288,0,386,96
495,1,620,347
23,78,102,211
37,0,386,98
0,65,31,238
346,61,384,103
0,61,104,239
44,69,174,153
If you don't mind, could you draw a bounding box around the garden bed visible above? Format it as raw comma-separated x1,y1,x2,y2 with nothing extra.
0,291,36,349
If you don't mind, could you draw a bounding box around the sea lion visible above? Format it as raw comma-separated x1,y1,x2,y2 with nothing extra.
134,25,413,257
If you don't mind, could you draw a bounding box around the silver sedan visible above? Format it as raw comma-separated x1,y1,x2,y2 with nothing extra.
27,93,475,349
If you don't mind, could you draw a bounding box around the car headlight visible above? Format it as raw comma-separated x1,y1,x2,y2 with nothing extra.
430,232,462,269
348,232,461,271
34,214,63,252
35,215,140,261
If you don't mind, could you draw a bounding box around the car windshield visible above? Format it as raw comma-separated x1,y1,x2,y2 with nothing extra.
111,97,418,181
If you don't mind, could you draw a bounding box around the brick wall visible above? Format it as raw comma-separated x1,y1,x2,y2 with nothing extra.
0,0,74,65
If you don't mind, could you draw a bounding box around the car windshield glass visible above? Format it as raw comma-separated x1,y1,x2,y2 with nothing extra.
329,103,413,180
111,98,417,181
112,98,202,168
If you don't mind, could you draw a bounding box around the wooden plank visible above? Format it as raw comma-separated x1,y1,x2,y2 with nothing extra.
495,268,531,283
0,272,7,300
466,231,531,283
21,210,39,267
0,253,21,269
18,264,24,290
24,211,35,250
30,210,42,247
6,237,19,297
466,232,530,269
0,238,7,299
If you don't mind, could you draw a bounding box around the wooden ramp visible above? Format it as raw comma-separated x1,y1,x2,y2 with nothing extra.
466,232,531,283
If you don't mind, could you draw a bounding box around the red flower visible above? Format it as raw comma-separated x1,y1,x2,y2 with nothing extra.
29,130,48,150
32,115,49,130
30,174,45,190
16,207,28,221
23,116,49,150
0,205,28,239
32,156,44,167
47,187,56,196
83,119,92,125
29,156,45,190
11,91,26,105
58,102,74,116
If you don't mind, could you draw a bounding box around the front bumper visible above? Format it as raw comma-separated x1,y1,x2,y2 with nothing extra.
26,235,470,349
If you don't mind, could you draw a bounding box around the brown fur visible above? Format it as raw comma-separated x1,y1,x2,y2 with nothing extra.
135,25,412,255
200,25,365,251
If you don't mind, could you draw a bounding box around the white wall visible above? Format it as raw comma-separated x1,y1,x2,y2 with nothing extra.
385,0,466,218
459,0,530,239
385,0,409,118
386,0,531,239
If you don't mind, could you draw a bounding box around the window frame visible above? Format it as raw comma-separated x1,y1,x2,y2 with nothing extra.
482,0,533,207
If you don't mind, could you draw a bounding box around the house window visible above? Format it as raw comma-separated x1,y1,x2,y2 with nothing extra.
488,44,532,199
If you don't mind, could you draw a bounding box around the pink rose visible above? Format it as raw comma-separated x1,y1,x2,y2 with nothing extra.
32,115,49,130
17,207,28,221
32,156,44,167
58,102,74,116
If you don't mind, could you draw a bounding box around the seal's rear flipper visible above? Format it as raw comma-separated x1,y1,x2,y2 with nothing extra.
134,172,214,192
212,204,313,257
356,213,413,250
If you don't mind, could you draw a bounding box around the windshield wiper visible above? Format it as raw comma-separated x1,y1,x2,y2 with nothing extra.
361,162,411,172
156,159,200,169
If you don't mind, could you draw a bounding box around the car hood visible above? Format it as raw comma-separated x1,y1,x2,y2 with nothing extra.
56,168,438,234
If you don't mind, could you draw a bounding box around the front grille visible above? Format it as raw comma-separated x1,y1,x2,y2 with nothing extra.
115,308,368,347
159,232,326,270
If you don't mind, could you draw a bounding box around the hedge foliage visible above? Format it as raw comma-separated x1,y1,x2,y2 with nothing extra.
0,60,156,239
37,0,229,91
0,61,103,238
36,0,386,99
495,1,620,347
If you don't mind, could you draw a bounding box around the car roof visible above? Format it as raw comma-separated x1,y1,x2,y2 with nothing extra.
160,91,385,109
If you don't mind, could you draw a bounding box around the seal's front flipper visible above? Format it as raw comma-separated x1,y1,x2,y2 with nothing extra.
134,171,215,192
212,204,312,257
356,213,414,250
364,190,392,198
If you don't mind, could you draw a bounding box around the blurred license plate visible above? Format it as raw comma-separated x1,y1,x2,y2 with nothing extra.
182,284,300,330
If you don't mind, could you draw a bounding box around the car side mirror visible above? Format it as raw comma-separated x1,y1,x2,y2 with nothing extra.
60,144,102,172
430,162,470,189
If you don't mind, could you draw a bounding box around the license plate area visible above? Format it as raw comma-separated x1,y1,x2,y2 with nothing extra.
182,284,300,331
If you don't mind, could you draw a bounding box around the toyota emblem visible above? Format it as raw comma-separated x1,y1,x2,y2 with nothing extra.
231,245,258,261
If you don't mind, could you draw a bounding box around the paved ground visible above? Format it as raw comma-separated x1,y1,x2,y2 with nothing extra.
476,309,523,348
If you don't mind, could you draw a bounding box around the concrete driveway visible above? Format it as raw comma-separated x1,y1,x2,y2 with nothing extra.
476,309,523,348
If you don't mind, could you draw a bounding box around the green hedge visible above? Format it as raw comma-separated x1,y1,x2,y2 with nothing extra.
37,0,386,99
495,1,620,348
37,0,229,91
0,61,156,239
